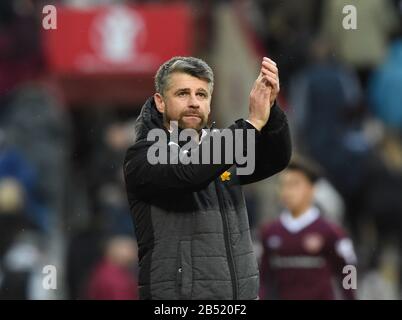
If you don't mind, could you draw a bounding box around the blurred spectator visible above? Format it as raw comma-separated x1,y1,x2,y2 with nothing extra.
0,0,43,96
259,157,357,300
1,84,71,227
0,134,47,300
321,0,399,87
289,37,369,200
369,38,402,132
84,235,138,300
0,131,49,231
0,178,34,260
88,120,135,235
0,0,71,233
0,231,46,300
254,0,323,89
65,112,137,299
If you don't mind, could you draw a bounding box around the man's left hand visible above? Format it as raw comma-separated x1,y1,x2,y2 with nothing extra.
261,57,280,107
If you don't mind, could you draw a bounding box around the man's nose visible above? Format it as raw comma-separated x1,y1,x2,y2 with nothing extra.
188,94,200,108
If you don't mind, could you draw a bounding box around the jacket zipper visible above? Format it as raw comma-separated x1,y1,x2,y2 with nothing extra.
214,180,238,300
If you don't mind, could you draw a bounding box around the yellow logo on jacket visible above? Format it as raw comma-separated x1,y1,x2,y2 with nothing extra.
220,171,231,182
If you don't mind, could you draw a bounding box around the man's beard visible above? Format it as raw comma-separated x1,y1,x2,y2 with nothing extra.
165,110,208,132
178,114,207,131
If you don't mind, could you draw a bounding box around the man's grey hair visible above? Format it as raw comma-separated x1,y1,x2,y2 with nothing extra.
155,56,214,95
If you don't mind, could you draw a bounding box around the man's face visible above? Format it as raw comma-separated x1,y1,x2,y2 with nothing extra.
279,169,314,213
154,72,211,131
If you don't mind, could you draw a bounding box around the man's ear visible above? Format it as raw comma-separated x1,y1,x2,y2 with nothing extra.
154,93,165,114
207,96,212,115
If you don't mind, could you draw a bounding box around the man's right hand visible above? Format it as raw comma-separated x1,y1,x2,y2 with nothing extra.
247,58,277,131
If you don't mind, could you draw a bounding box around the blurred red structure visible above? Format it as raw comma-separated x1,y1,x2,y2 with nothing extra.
41,4,193,106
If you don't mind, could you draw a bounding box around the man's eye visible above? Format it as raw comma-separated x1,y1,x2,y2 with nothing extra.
178,92,187,97
197,92,207,98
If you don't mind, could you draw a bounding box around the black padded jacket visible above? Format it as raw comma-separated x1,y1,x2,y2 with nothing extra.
124,97,291,300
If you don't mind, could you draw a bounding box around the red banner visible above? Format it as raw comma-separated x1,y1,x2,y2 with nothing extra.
42,4,193,75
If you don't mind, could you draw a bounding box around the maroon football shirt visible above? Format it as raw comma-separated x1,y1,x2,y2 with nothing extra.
259,207,357,300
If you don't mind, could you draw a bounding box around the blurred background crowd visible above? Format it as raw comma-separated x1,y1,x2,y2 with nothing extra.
0,0,402,299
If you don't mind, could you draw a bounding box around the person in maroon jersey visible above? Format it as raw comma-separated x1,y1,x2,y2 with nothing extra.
259,157,357,300
85,236,139,300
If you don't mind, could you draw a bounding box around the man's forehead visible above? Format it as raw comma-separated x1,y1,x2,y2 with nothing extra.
167,72,210,90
